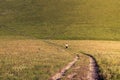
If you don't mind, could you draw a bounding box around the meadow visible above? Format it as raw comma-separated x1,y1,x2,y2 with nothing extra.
0,39,74,80
0,39,120,80
51,40,120,80
0,0,120,80
0,0,120,40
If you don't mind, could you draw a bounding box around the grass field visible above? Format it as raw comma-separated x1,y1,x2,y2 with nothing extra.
0,0,120,80
0,39,120,80
51,40,120,80
0,0,120,40
0,39,74,80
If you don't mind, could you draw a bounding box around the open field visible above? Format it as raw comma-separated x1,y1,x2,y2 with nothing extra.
0,39,120,80
0,0,120,80
0,0,120,40
50,40,120,80
0,39,74,80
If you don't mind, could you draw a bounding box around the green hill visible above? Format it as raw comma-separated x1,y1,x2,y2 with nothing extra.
0,0,120,40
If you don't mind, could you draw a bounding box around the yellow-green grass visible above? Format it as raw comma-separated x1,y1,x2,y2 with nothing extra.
0,0,120,40
0,39,120,80
62,53,89,80
0,39,73,80
50,40,120,80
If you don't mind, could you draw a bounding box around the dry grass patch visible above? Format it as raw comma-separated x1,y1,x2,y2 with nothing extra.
50,40,120,80
62,53,89,80
0,39,73,80
0,39,120,80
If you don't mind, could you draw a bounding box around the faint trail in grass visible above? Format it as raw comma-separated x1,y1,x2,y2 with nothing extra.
50,51,102,80
50,56,79,80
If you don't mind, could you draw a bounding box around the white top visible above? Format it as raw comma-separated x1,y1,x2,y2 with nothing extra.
65,44,68,47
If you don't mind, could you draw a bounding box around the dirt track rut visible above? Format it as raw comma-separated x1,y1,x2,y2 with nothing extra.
50,53,100,80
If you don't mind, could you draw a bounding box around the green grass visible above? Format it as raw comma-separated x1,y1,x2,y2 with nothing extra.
0,0,120,80
51,40,120,80
0,0,120,40
62,54,90,80
0,39,74,80
0,39,120,80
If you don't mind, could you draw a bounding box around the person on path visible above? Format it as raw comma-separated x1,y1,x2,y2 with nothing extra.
65,43,68,49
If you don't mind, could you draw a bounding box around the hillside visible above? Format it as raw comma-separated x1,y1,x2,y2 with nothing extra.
0,0,120,40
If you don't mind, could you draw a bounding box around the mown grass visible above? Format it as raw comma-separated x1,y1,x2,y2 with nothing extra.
0,39,74,80
0,0,120,40
50,40,120,80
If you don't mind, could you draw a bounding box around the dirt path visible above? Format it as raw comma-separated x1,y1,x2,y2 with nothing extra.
84,53,101,80
50,56,79,80
50,53,101,80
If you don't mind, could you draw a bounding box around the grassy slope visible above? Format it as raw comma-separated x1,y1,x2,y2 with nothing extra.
0,0,120,40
